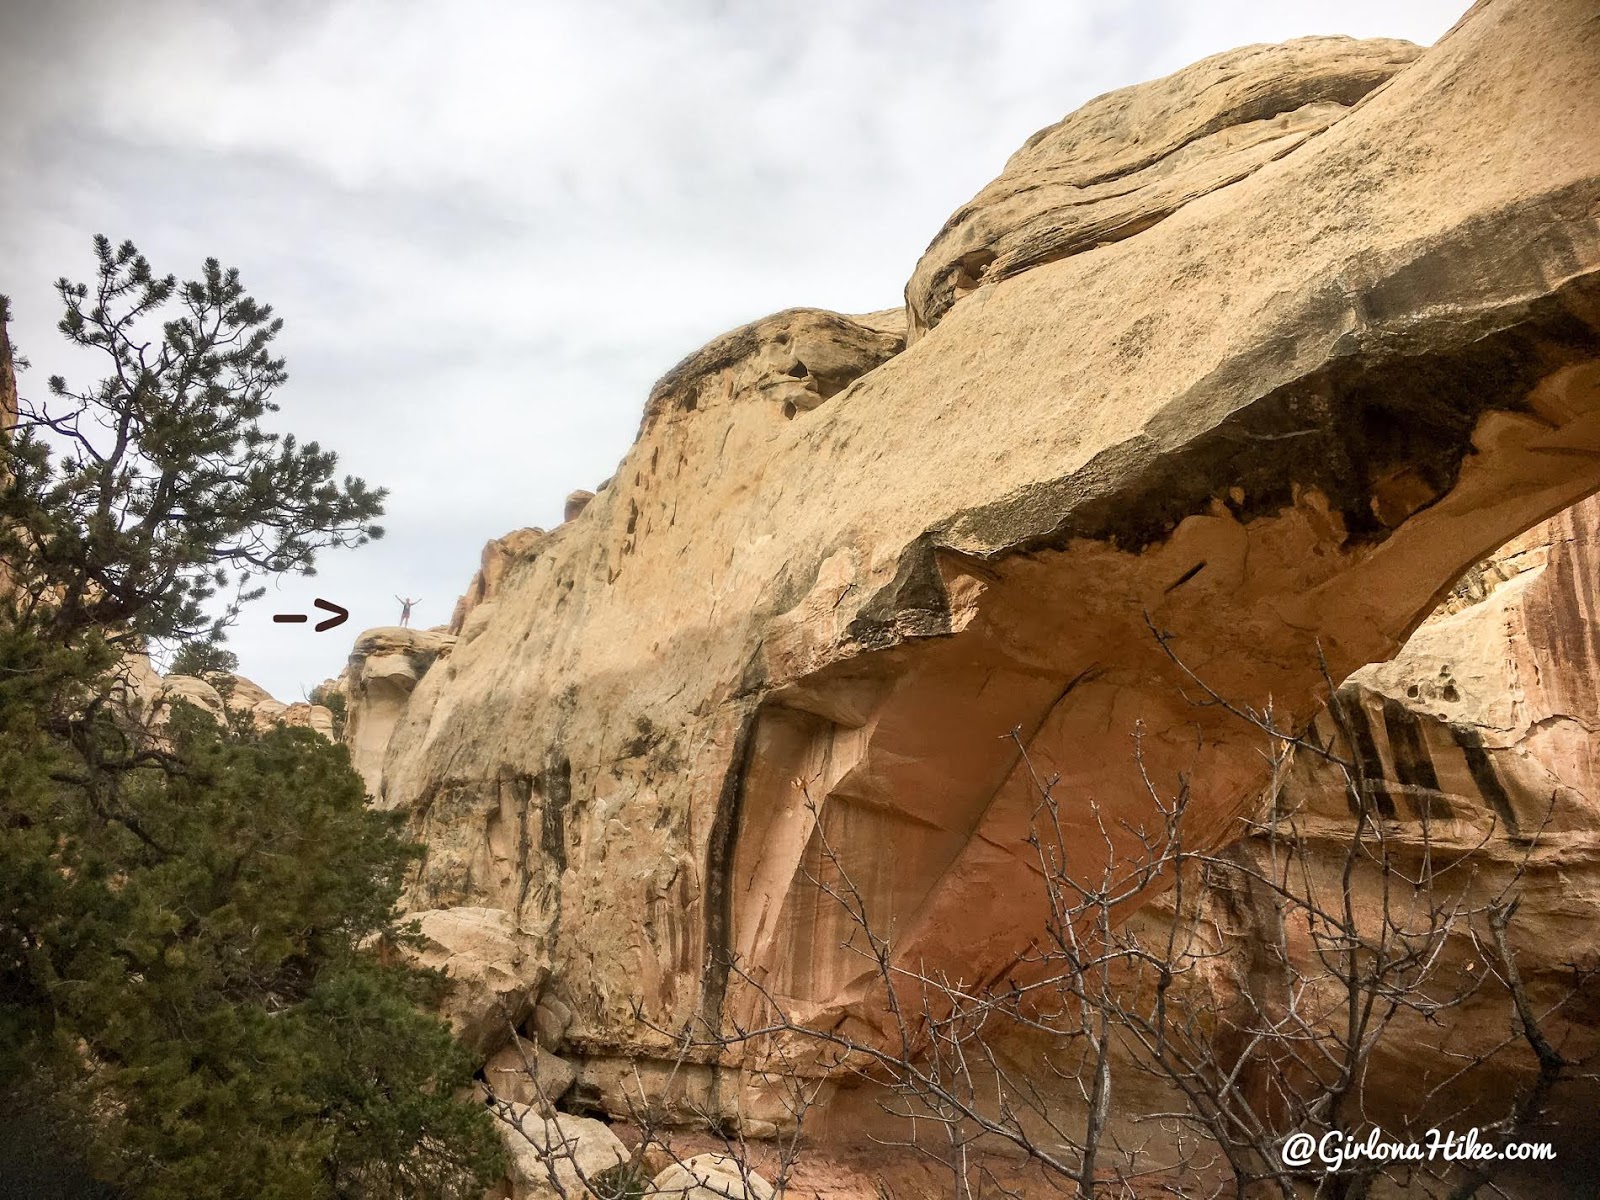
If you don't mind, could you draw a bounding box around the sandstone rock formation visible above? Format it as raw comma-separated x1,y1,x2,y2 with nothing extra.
451,527,549,634
397,907,546,1058
344,0,1600,1160
483,1040,579,1110
339,626,456,795
118,656,335,739
636,306,905,427
487,1109,629,1200
1267,492,1600,1114
222,672,336,737
904,36,1423,340
1009,492,1600,1183
119,656,228,726
564,491,595,523
649,1154,775,1200
1331,496,1600,820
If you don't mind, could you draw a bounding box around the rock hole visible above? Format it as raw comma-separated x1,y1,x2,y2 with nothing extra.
958,249,996,279
1165,560,1207,593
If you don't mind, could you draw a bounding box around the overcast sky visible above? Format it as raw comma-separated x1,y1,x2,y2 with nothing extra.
1,0,1470,700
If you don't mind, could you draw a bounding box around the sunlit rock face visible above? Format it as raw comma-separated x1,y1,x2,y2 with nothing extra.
343,0,1600,1134
904,35,1424,341
338,626,456,797
219,673,336,738
449,528,549,636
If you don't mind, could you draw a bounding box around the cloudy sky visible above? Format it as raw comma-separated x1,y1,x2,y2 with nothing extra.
1,0,1470,700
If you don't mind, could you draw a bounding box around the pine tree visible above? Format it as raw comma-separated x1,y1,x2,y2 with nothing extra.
168,641,240,680
0,241,505,1197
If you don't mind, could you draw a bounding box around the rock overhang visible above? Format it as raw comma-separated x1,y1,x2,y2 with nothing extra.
346,0,1600,1098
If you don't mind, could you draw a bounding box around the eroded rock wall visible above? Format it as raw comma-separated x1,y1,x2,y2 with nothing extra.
341,626,457,796
451,528,549,636
1120,493,1600,1159
347,0,1600,1134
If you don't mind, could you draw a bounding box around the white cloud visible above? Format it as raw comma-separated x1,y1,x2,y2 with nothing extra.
0,0,1470,697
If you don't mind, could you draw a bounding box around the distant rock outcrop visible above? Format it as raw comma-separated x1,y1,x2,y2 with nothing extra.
563,491,595,523
120,656,335,739
334,0,1600,1176
338,626,456,797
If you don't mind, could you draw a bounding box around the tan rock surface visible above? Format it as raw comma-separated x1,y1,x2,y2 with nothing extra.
116,656,337,737
638,306,903,431
349,0,1600,1134
1249,492,1600,1109
450,527,548,634
904,36,1423,339
491,1108,629,1200
161,674,232,720
483,1041,579,1109
339,625,456,796
277,701,334,738
946,492,1600,1177
564,490,596,522
530,995,574,1051
216,672,336,738
397,906,545,1058
650,1153,774,1200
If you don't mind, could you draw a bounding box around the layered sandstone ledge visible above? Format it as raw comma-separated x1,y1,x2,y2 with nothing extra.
338,0,1600,1155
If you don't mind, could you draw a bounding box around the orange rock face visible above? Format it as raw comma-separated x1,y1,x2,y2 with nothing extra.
1057,493,1600,1183
342,0,1600,1163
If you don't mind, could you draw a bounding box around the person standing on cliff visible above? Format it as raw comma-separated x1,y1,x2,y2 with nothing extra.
396,595,420,627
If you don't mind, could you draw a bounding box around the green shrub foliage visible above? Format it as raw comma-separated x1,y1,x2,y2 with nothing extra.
0,242,504,1198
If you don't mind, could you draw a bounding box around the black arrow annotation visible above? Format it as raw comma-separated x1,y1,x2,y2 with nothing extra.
273,599,349,632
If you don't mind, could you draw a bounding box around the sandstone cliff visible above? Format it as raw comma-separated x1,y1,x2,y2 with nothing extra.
339,626,457,795
339,2,1600,1186
450,528,549,636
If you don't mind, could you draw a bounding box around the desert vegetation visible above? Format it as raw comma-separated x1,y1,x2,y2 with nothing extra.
0,241,504,1198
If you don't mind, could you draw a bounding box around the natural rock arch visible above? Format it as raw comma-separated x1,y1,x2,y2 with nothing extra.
357,0,1600,1123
